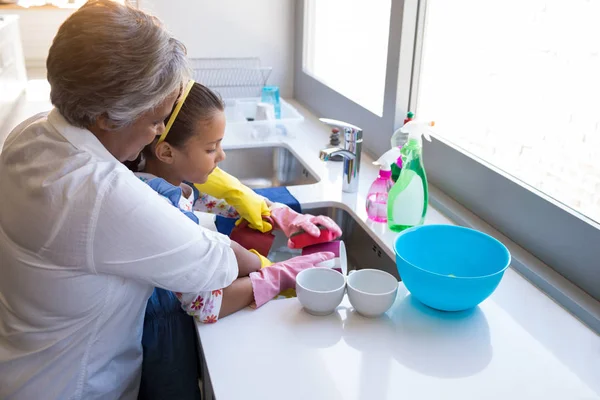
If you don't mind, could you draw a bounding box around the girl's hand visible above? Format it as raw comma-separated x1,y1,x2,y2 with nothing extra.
249,252,335,308
194,167,273,232
269,203,342,243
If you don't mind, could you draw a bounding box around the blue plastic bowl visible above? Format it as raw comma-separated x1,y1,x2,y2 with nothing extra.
394,225,511,312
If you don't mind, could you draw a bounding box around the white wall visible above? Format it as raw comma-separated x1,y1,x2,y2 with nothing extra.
0,1,296,97
0,8,76,68
141,0,296,97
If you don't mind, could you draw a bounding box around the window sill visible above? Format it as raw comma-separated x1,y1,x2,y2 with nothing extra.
429,183,600,334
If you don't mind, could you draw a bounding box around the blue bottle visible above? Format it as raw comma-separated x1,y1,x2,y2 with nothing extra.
261,86,281,119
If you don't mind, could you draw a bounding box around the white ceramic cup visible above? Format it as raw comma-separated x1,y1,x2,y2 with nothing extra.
296,267,346,316
346,269,399,318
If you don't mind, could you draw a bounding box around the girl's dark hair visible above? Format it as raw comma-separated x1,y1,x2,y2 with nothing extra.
124,82,224,172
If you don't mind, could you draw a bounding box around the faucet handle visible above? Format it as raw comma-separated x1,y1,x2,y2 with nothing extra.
319,118,363,141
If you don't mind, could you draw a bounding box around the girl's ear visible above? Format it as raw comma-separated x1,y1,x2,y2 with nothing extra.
154,141,176,164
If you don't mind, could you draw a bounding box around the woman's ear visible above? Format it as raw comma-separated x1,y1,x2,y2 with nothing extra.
154,141,175,164
96,113,118,131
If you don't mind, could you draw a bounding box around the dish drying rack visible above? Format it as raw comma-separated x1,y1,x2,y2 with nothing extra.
190,57,303,138
189,57,272,99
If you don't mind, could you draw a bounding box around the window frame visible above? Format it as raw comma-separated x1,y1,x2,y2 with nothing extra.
294,0,600,327
294,0,419,157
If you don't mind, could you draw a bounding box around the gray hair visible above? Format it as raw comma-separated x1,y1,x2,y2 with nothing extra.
47,0,190,129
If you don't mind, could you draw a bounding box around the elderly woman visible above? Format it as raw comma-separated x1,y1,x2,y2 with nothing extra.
0,2,335,399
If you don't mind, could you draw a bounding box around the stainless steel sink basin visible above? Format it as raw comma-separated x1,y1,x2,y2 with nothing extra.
305,206,399,279
268,205,399,280
220,145,319,189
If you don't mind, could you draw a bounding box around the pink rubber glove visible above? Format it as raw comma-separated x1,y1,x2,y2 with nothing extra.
269,204,342,246
249,251,335,308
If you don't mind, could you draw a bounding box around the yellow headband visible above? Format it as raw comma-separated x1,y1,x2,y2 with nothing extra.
157,79,195,144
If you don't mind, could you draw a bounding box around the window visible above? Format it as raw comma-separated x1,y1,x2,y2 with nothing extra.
296,0,600,324
303,0,391,116
412,0,600,306
295,0,418,157
416,0,600,224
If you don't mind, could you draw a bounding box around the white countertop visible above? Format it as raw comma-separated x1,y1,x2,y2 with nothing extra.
197,100,600,400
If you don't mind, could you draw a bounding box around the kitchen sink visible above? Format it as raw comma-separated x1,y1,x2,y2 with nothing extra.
220,145,319,189
268,205,399,280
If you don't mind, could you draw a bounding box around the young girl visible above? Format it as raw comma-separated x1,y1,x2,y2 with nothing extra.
131,80,341,399
127,79,340,321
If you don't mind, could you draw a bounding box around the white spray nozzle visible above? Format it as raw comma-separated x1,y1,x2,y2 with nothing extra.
373,147,401,170
400,120,435,142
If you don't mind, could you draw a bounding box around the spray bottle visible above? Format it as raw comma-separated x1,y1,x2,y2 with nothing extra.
366,148,400,222
389,111,414,182
387,120,435,232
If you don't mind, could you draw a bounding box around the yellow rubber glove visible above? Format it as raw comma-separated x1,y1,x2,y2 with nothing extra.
248,250,296,299
278,288,297,299
193,167,272,232
248,249,273,269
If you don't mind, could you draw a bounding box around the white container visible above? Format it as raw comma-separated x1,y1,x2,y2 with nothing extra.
224,97,304,138
254,102,276,121
296,268,346,316
346,269,398,318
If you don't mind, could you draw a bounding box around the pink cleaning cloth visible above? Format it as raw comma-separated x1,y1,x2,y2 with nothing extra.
288,226,340,249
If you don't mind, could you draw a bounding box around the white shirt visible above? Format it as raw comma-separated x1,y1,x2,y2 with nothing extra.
0,110,238,400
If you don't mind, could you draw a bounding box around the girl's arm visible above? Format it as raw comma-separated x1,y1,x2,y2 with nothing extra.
176,278,254,323
193,192,240,218
219,278,254,318
181,251,335,323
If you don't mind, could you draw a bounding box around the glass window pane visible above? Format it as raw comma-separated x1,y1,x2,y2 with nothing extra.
417,0,600,224
303,0,392,116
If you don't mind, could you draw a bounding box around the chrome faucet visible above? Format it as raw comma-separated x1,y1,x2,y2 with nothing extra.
319,118,363,193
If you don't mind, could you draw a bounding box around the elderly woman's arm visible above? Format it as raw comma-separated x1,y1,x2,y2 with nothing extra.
91,172,239,293
230,241,261,277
